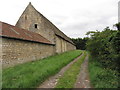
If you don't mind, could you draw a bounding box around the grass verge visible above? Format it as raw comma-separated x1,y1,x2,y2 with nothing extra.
55,51,87,88
88,55,119,88
2,50,82,88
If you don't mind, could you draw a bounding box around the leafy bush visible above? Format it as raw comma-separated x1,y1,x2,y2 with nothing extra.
86,27,119,70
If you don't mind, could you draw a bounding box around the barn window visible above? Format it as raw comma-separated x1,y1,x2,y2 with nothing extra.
34,24,38,29
25,15,27,20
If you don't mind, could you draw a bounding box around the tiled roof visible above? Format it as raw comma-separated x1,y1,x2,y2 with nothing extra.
0,21,54,45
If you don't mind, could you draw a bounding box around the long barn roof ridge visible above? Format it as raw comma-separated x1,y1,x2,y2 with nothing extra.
0,21,54,45
37,10,74,45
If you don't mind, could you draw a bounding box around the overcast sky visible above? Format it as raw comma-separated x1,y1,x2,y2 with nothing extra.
0,0,119,38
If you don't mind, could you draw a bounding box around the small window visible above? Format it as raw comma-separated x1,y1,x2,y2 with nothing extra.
34,24,38,29
25,15,27,20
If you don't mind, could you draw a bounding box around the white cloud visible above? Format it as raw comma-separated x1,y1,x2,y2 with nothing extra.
0,0,119,38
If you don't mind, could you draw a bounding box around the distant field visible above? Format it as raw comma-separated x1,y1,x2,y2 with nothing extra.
2,50,82,88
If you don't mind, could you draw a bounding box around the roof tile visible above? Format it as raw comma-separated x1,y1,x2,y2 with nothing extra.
0,21,53,45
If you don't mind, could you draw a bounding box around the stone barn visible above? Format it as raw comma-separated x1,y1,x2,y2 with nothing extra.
0,3,76,68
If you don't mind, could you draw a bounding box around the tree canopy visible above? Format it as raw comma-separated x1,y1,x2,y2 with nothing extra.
71,37,88,50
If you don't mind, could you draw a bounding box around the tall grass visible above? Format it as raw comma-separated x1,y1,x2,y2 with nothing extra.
55,51,87,88
2,50,82,88
88,55,119,88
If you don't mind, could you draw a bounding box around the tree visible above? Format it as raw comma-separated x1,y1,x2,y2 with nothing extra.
71,37,88,50
113,22,120,30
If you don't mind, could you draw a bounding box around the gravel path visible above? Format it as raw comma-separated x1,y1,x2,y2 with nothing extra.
38,53,84,88
74,54,91,88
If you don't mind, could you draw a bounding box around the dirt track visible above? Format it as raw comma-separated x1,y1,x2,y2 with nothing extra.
74,54,91,88
38,53,91,88
38,53,84,88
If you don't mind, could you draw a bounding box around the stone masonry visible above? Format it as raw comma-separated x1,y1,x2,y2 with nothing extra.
2,37,55,68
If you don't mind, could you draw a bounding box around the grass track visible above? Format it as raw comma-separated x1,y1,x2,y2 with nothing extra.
2,50,82,88
55,51,87,88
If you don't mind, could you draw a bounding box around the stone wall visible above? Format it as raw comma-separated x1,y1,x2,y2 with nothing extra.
55,36,76,53
66,41,76,51
2,37,55,68
55,36,62,53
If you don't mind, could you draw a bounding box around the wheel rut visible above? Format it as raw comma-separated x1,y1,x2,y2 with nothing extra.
74,54,91,88
38,53,84,88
